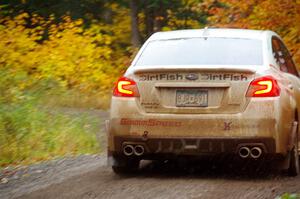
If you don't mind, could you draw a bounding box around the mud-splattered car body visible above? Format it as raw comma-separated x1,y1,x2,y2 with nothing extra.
107,28,300,175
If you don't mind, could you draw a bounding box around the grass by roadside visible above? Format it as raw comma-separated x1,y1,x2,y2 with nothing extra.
42,89,111,110
0,103,101,167
0,71,108,167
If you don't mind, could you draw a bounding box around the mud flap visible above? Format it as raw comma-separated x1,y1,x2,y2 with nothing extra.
288,121,298,151
106,120,113,166
282,121,299,169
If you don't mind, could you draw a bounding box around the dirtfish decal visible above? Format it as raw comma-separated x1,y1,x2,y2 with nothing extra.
139,73,248,81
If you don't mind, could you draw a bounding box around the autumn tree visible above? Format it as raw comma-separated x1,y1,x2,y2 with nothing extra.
124,0,210,46
207,0,300,66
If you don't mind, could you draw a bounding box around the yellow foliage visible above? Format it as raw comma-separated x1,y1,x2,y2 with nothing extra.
0,13,123,93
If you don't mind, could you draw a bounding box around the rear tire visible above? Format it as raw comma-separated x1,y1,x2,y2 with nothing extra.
112,156,140,175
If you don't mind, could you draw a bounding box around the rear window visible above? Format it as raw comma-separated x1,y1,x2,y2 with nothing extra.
135,37,263,66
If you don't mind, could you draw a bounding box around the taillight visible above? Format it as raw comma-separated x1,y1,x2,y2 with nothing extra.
113,77,140,97
246,76,280,97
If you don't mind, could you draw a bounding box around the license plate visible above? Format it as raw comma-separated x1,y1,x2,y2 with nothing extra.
176,89,208,107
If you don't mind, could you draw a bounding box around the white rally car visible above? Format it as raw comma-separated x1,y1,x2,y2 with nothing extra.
107,28,300,176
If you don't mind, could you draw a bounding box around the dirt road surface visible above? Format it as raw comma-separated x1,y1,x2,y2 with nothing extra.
1,109,300,199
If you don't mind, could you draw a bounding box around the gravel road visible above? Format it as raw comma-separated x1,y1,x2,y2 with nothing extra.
1,109,300,199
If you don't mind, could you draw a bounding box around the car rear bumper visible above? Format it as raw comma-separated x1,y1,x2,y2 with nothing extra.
108,97,290,156
110,136,276,157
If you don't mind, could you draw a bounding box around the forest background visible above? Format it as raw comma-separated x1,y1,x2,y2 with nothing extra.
0,0,299,166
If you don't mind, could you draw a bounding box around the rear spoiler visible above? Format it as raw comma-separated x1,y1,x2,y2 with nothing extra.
133,66,256,74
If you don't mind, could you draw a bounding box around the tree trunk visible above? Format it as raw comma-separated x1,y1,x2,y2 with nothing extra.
129,0,141,47
153,1,167,32
144,0,154,39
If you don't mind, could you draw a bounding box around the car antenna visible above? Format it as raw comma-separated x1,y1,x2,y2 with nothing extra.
203,26,209,40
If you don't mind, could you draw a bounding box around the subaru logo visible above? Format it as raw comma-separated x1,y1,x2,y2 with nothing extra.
185,73,198,80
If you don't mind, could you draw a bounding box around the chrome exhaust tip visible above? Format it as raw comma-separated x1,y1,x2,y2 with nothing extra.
134,145,145,156
123,145,134,156
250,147,262,159
239,147,250,158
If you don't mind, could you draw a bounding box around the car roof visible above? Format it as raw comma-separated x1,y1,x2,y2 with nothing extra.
148,28,276,41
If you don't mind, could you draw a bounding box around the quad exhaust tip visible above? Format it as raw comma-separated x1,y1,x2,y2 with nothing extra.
250,147,262,159
238,146,263,159
123,144,145,156
239,147,251,158
123,145,134,156
134,145,145,156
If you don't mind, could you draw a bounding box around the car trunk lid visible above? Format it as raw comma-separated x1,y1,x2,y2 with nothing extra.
132,66,256,114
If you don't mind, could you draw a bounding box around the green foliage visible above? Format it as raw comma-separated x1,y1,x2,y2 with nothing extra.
0,102,100,166
276,193,300,199
0,70,100,167
0,10,128,166
0,0,106,22
164,0,208,30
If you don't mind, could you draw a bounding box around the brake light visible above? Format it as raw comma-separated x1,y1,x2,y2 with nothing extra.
113,77,139,97
246,76,280,97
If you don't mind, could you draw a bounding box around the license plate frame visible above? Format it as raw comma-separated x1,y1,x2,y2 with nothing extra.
176,89,208,107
